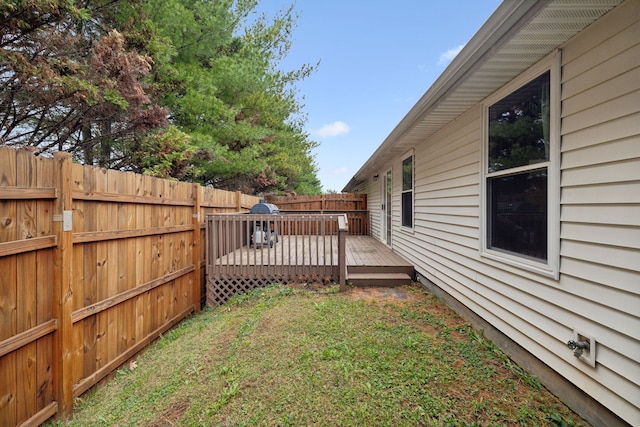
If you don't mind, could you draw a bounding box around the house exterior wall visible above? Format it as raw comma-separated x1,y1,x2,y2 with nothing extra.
363,2,639,424
367,181,383,241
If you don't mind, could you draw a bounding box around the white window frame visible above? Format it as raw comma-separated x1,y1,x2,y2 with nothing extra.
480,51,561,279
401,149,415,230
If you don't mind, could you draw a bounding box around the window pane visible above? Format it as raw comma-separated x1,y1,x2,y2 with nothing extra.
402,156,413,191
488,169,547,260
402,191,412,227
488,71,550,173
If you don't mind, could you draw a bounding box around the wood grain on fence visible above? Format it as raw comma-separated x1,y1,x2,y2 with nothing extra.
0,149,57,427
266,194,368,235
0,146,260,425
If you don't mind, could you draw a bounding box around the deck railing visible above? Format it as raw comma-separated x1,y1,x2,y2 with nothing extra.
205,213,348,305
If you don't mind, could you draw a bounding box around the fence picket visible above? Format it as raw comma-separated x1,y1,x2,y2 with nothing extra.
15,150,36,424
0,147,18,427
35,154,55,413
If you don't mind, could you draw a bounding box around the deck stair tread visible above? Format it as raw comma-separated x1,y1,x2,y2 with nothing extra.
347,272,413,287
348,265,414,275
347,272,412,279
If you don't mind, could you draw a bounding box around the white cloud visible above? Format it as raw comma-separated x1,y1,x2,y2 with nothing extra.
438,44,465,66
332,167,348,175
316,121,350,138
393,96,414,104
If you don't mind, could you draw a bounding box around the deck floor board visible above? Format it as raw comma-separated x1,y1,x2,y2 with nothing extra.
214,235,412,268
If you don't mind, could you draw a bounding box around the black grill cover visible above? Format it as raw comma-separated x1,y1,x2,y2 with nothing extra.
250,200,279,214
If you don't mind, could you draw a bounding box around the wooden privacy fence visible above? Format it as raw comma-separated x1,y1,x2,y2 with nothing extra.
206,213,348,306
266,194,368,235
0,147,260,426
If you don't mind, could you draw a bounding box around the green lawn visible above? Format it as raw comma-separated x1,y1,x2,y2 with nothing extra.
54,284,588,426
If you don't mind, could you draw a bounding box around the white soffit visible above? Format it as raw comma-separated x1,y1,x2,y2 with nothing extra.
398,0,622,147
343,0,622,191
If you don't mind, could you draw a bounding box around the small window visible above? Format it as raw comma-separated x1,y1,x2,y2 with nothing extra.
481,55,559,277
401,154,413,228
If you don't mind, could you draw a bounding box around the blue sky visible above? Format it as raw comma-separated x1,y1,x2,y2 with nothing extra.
254,1,501,192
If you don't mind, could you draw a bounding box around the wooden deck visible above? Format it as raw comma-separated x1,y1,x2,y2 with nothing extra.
206,213,414,305
346,236,413,269
213,235,414,286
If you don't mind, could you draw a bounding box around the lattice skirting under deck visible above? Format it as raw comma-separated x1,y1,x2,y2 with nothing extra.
206,274,335,306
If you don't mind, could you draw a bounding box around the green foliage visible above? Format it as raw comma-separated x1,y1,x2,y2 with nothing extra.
102,87,129,110
140,126,195,179
145,0,322,194
0,0,168,165
1,0,322,195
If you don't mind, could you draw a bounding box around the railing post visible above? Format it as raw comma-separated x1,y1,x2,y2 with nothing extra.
52,152,73,419
338,214,348,291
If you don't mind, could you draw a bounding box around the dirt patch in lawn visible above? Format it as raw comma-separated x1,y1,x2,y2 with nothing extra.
347,286,418,302
147,399,190,427
286,282,424,303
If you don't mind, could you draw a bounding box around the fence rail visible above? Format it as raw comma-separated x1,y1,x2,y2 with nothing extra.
0,146,261,426
206,213,348,305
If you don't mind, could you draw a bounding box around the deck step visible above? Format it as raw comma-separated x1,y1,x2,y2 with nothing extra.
348,265,414,276
347,272,413,287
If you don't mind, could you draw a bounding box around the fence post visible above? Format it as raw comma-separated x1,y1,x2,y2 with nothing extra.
52,152,74,419
236,191,242,212
338,214,348,291
192,184,202,311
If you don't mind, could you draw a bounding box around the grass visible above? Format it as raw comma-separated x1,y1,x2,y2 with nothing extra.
54,284,588,426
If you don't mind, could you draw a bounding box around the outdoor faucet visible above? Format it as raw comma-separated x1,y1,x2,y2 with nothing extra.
567,340,590,358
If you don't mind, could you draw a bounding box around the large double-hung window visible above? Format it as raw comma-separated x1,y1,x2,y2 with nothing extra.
481,55,559,277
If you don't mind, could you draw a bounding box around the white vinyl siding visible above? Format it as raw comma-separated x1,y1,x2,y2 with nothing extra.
365,179,382,240
380,2,639,424
557,0,640,421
